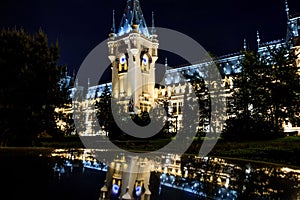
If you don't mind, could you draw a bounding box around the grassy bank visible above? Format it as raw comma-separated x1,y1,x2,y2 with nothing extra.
207,136,300,167
37,135,300,167
38,135,85,148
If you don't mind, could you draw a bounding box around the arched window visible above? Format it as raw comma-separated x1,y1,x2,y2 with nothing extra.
141,53,151,73
141,54,150,72
118,54,128,73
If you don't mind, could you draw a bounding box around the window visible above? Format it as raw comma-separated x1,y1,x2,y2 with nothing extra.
172,102,177,114
178,102,183,114
141,54,149,72
118,54,128,73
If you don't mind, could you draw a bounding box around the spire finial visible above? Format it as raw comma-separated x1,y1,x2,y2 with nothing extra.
65,66,68,77
257,30,261,48
165,57,168,67
75,78,78,87
151,11,156,35
133,0,138,25
118,0,150,37
131,0,139,30
285,0,294,42
111,10,116,33
243,38,247,51
285,0,290,20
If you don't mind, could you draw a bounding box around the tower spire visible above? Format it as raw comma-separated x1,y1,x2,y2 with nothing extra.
132,0,139,28
243,38,247,51
257,30,261,48
165,57,168,67
75,78,78,87
285,0,294,42
111,10,116,33
117,0,150,37
109,10,116,38
65,66,68,77
285,0,290,20
151,11,156,35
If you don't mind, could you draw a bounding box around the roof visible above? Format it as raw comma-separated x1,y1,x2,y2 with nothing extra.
117,0,150,37
290,13,300,19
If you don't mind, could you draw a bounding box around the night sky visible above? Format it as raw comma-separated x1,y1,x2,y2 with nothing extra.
0,0,299,81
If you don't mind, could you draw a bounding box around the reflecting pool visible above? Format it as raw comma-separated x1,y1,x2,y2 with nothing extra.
0,148,299,200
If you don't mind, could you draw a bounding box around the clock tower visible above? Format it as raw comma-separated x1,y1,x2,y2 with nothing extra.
107,0,159,113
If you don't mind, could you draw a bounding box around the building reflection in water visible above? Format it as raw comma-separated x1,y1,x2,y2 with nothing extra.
50,149,300,200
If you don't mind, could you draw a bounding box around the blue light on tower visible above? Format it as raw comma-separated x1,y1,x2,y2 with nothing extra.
111,177,122,197
133,179,145,198
120,55,126,65
112,184,120,195
135,185,142,196
143,57,147,64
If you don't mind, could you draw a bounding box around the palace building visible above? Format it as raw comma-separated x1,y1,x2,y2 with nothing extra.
61,0,300,136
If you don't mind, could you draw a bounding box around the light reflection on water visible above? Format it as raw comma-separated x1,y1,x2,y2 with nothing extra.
50,148,300,200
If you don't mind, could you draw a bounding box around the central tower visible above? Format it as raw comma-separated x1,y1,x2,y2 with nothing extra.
108,0,159,113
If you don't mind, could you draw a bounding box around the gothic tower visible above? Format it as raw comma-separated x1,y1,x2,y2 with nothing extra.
107,0,159,113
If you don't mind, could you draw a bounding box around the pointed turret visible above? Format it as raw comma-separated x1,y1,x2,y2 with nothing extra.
109,10,116,37
131,0,139,31
285,0,290,21
151,11,158,43
75,78,79,88
285,0,294,42
165,57,168,67
70,69,76,87
72,69,76,78
257,30,261,48
151,11,156,35
117,0,150,37
243,38,247,51
64,66,68,77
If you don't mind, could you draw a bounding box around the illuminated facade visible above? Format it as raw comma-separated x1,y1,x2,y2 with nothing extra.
107,0,159,113
63,0,300,136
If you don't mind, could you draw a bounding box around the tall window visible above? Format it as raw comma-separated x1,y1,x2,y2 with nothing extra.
141,54,149,72
172,102,177,114
178,102,183,114
118,54,128,73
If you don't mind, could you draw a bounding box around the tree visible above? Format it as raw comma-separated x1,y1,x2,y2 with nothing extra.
263,44,300,133
95,84,114,137
0,27,71,146
223,43,300,140
182,60,224,138
223,51,262,140
183,71,209,136
131,111,151,127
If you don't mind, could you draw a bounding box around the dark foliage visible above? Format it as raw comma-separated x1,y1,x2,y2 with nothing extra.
223,43,300,141
0,28,71,146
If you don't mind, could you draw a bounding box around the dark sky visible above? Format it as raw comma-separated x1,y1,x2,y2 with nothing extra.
0,0,299,77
